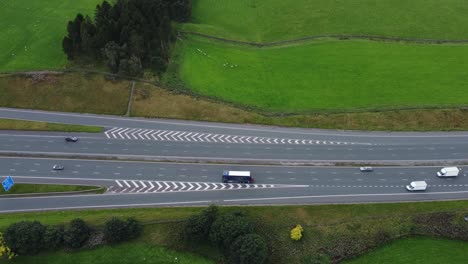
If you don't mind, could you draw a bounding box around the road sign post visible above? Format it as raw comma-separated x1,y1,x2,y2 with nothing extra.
2,176,14,192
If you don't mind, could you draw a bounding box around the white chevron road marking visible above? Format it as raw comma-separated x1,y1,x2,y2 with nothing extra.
105,127,368,146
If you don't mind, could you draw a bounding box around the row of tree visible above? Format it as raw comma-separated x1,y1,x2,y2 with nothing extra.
63,0,191,76
3,217,142,256
185,206,269,264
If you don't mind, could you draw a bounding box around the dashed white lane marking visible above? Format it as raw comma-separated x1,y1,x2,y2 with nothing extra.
104,127,369,146
108,180,307,194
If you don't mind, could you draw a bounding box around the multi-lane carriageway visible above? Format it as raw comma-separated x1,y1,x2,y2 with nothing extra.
0,157,467,212
0,108,467,212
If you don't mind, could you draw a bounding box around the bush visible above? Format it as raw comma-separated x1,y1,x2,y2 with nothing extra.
373,230,392,246
125,218,143,240
301,254,331,264
209,211,254,250
104,217,142,244
185,205,218,241
414,212,468,240
324,235,369,263
63,219,90,249
43,226,64,250
229,234,268,264
290,224,304,241
4,221,45,255
0,232,15,260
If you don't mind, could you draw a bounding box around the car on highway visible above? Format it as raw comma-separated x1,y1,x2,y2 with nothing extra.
52,164,64,170
359,167,373,172
65,136,78,142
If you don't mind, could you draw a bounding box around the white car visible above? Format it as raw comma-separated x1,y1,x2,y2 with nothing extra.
359,167,373,172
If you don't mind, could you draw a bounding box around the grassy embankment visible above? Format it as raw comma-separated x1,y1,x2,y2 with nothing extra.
0,183,104,195
0,73,130,115
344,237,468,264
182,0,468,42
0,118,102,132
1,201,467,263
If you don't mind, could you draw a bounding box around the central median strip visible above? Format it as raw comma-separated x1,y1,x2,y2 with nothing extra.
0,150,467,166
0,183,105,197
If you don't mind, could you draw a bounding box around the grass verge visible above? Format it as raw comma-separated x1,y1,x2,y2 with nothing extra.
344,237,468,264
0,201,467,263
0,183,104,195
0,118,102,132
167,36,468,113
132,81,468,131
0,72,130,115
11,243,214,264
182,0,468,42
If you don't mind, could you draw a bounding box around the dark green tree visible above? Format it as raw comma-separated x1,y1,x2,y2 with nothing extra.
4,221,46,255
63,218,90,249
209,211,254,249
43,225,64,250
185,205,219,241
230,234,268,264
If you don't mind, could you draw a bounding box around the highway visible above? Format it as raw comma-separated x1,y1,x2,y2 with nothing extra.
0,108,467,212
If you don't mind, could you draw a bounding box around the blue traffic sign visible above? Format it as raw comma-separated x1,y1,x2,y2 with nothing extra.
2,176,14,192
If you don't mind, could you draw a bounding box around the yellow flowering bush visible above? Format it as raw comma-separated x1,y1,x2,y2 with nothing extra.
290,224,304,241
0,232,16,260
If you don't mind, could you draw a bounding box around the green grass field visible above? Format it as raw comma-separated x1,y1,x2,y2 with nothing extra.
345,237,468,264
170,36,468,113
0,183,103,195
0,0,102,71
11,243,214,264
182,0,468,42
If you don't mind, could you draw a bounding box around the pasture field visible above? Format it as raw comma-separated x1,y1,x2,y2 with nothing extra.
0,0,101,71
170,36,468,113
345,237,468,264
182,0,468,42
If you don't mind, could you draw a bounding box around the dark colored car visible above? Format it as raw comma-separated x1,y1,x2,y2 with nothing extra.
52,164,64,170
65,136,78,142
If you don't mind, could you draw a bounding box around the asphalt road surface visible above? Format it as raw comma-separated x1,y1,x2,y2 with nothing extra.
0,157,467,212
0,108,467,212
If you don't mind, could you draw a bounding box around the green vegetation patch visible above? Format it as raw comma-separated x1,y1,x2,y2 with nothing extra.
0,118,102,133
0,0,102,71
0,73,130,115
0,184,103,195
133,82,468,131
170,36,468,113
345,237,468,264
182,0,468,42
12,243,213,264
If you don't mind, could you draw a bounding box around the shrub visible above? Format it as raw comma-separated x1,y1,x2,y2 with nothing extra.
104,218,128,244
373,230,392,246
290,224,304,241
301,254,331,264
104,217,142,244
229,234,268,264
4,221,45,255
324,235,369,263
0,232,15,260
209,211,254,250
63,219,90,249
125,218,143,240
43,226,64,250
414,212,468,240
185,205,218,241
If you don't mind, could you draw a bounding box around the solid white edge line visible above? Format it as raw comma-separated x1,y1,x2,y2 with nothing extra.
223,190,468,202
0,200,212,213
